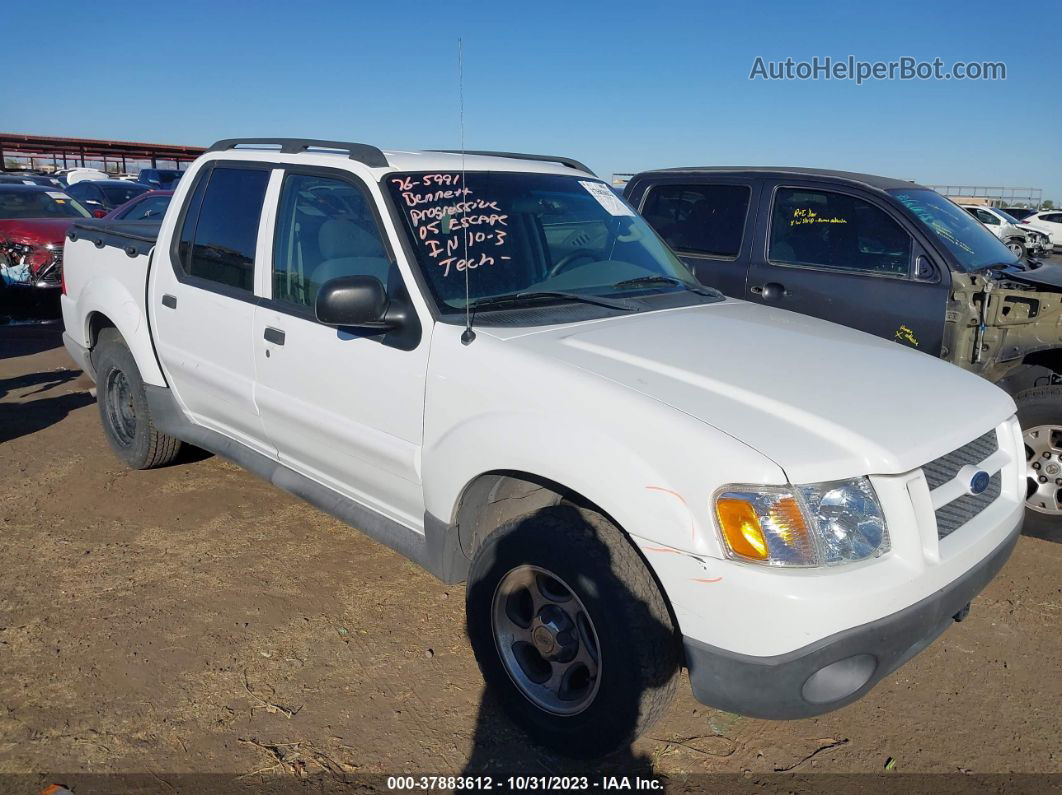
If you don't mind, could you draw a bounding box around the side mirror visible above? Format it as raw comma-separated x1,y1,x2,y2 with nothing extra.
315,275,399,330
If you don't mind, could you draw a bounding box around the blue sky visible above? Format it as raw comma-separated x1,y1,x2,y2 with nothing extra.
5,0,1059,200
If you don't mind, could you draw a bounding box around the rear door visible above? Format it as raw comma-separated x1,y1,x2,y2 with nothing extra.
150,161,276,456
745,182,949,355
634,177,758,298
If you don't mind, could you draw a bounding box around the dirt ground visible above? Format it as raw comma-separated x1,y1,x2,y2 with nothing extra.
1,322,1060,793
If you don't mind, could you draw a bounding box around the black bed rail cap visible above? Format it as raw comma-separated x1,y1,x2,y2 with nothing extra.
207,138,389,168
427,150,595,176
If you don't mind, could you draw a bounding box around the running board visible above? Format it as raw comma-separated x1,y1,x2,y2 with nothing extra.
145,385,468,583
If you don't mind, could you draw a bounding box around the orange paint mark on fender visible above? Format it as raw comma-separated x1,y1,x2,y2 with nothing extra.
645,485,696,542
690,577,723,584
642,545,683,554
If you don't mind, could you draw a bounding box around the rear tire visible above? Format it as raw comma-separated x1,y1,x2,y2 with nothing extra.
92,328,181,470
465,504,680,758
1015,385,1062,541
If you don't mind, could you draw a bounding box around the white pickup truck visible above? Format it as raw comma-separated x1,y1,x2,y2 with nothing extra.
61,138,1024,757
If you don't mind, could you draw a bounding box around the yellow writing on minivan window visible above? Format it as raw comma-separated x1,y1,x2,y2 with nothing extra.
790,207,848,227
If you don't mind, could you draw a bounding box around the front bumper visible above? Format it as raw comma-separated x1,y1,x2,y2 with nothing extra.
683,521,1020,719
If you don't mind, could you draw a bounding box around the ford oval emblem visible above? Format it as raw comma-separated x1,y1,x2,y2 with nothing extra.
969,471,990,495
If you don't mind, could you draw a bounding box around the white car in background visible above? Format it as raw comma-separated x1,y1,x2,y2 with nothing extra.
960,205,1049,258
1021,210,1062,251
63,168,110,186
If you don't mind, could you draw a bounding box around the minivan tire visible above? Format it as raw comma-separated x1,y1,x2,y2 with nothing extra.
92,328,181,470
465,504,680,758
1015,385,1062,541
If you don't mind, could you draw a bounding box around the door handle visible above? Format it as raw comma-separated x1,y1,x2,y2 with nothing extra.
263,327,286,346
751,282,787,301
161,294,177,309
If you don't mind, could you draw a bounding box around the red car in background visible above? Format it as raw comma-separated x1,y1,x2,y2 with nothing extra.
0,184,89,296
104,189,173,221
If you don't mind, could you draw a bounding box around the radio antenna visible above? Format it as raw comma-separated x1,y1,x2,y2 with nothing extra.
458,37,476,345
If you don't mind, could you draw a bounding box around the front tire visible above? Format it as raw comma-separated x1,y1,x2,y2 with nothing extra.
92,328,181,470
1015,385,1062,541
465,504,680,758
1006,239,1027,259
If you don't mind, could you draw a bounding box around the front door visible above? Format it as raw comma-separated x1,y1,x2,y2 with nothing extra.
251,169,429,529
746,183,949,355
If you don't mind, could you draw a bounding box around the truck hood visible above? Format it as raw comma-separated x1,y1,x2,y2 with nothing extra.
0,218,77,245
503,301,1016,483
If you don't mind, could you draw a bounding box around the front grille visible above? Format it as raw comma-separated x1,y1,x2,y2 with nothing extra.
922,430,1002,540
922,430,998,490
935,472,1002,538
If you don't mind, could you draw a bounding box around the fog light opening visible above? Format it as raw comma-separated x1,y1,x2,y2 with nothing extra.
801,654,877,705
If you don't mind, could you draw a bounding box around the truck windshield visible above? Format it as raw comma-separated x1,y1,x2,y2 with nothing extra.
387,171,712,315
889,188,1017,271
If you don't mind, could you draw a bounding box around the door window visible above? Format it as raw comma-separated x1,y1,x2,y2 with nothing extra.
177,166,270,292
641,184,750,258
974,208,1000,225
769,188,912,276
272,173,390,308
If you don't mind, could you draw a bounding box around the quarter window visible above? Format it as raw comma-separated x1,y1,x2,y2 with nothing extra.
178,166,270,292
769,188,912,276
641,184,750,258
272,173,390,308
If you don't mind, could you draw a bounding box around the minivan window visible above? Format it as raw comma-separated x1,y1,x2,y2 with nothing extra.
890,188,1017,271
640,184,750,258
273,173,390,308
182,167,270,291
769,188,912,276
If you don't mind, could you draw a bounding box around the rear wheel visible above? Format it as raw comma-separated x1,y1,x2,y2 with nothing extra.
466,504,680,758
92,329,181,469
1015,386,1062,541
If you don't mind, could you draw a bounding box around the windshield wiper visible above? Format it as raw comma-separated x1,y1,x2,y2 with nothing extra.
612,275,720,297
466,291,635,312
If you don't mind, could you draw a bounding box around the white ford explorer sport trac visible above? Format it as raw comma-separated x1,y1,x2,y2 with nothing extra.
60,138,1025,757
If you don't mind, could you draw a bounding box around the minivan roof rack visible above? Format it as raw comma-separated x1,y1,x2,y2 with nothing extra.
428,150,595,176
207,138,389,168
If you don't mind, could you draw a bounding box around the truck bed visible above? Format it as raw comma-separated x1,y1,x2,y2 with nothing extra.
68,219,162,257
62,217,167,386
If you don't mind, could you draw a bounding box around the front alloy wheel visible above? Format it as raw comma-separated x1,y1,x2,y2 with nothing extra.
1024,424,1062,514
491,565,601,716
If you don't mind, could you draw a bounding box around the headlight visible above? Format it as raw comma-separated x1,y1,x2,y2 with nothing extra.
713,478,889,567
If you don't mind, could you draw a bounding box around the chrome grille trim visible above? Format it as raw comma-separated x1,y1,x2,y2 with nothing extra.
935,472,1001,539
923,430,998,491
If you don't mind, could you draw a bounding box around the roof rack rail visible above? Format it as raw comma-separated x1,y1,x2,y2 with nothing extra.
207,138,389,168
428,150,594,176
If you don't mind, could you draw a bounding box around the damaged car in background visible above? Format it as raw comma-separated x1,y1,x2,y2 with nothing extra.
0,184,90,294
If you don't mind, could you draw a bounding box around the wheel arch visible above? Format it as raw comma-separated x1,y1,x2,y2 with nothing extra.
447,469,684,639
995,348,1062,396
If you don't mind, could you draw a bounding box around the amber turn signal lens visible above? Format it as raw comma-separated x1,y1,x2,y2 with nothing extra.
715,497,769,560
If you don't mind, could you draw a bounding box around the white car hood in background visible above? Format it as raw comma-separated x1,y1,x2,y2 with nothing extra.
502,301,1016,483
